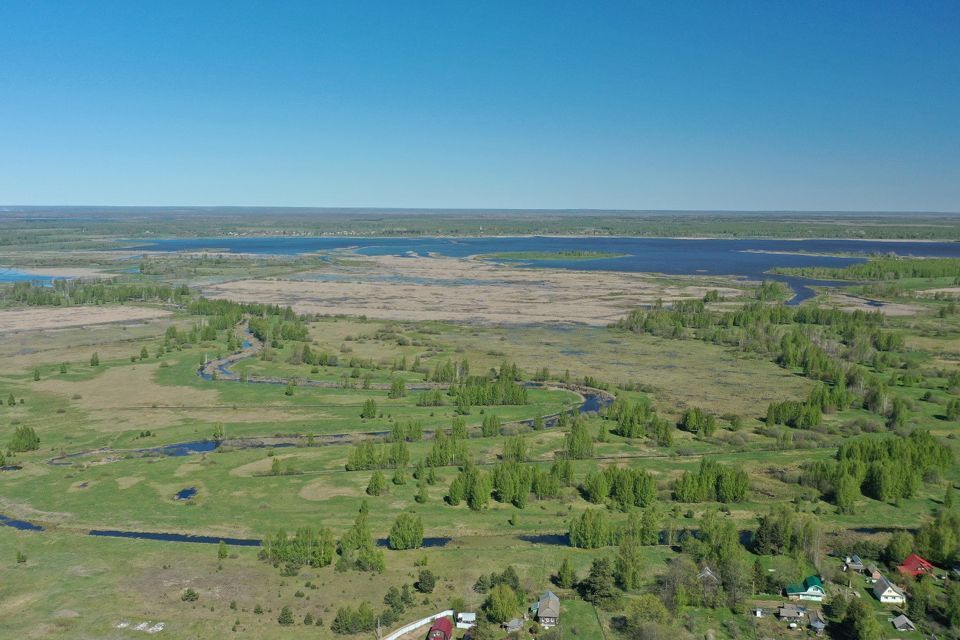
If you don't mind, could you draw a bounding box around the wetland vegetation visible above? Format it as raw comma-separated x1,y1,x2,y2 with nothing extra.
2,212,960,639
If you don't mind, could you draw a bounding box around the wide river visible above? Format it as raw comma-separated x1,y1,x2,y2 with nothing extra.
129,236,960,303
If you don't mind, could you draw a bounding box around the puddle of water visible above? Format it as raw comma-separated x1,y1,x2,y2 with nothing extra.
517,533,568,546
376,536,452,548
88,530,261,546
146,441,220,457
174,487,197,501
0,514,44,531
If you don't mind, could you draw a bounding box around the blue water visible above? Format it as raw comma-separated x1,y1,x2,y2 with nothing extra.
174,487,197,501
144,440,220,457
376,536,452,548
126,236,960,303
0,514,44,531
88,529,261,546
0,268,58,284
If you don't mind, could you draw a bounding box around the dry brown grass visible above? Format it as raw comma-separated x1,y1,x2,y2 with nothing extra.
115,476,145,490
202,254,743,326
821,292,924,316
297,476,364,501
0,305,171,333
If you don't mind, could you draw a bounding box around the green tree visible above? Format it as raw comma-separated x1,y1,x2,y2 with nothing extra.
59,362,67,374
625,593,670,626
484,584,519,623
181,588,199,602
360,398,377,419
90,352,99,367
843,598,882,640
388,377,406,399
9,425,39,452
277,605,295,626
387,512,424,550
218,540,228,560
946,581,960,629
615,536,644,590
907,575,933,622
557,557,576,589
579,557,620,608
366,470,387,496
32,368,40,381
884,530,913,565
140,346,149,360
835,472,860,514
564,418,594,459
415,569,436,593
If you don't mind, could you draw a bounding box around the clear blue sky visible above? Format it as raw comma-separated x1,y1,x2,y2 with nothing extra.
1,1,958,211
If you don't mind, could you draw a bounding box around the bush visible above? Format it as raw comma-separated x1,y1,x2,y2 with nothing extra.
415,569,436,593
181,588,199,602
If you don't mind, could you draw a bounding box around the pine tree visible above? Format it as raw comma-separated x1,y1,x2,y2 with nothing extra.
90,352,99,367
218,540,228,560
615,535,644,590
366,470,387,496
277,605,294,626
557,557,576,589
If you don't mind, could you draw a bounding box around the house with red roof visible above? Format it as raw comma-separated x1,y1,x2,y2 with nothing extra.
426,616,453,640
898,553,934,578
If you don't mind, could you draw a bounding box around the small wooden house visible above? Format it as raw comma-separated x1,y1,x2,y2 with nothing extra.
535,591,561,627
872,575,906,605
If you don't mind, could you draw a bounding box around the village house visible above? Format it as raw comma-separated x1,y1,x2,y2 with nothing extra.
872,575,906,605
891,614,917,631
899,553,934,578
843,554,865,572
698,565,721,585
426,617,453,640
777,604,806,622
784,576,826,602
867,565,883,583
809,609,827,635
891,614,916,632
533,591,561,628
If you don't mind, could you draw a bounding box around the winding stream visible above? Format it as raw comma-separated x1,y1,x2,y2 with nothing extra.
19,322,613,545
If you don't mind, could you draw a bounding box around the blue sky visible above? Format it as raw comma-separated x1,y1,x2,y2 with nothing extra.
0,1,958,211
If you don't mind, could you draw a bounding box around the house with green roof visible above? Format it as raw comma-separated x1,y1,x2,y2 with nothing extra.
784,576,826,602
